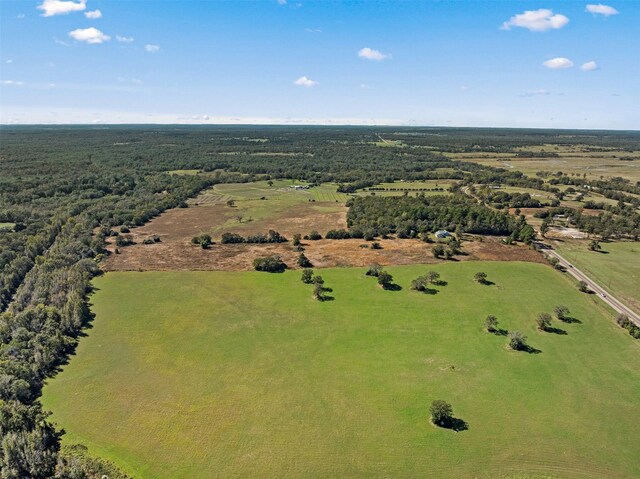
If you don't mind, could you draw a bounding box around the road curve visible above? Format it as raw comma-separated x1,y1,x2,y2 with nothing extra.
536,243,640,327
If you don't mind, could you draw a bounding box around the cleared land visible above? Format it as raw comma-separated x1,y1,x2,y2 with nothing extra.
43,262,640,479
445,145,640,182
555,240,640,314
103,180,544,272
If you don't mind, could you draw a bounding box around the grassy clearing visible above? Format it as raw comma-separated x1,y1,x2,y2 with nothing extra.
187,180,348,236
43,262,640,478
166,169,203,175
0,222,15,231
444,148,640,183
556,240,640,314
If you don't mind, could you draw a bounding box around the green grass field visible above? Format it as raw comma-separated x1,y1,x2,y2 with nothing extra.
42,263,640,478
556,240,640,314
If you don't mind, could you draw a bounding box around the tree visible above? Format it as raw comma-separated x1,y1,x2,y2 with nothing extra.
508,330,527,350
253,255,286,272
536,312,552,331
429,400,453,427
554,305,569,321
474,271,488,284
267,180,274,187
301,268,314,284
377,271,393,289
540,220,549,237
588,240,601,251
308,230,322,240
426,271,440,284
433,244,445,258
410,275,428,292
297,252,313,268
226,199,235,207
292,233,302,246
365,263,382,277
313,282,329,301
485,315,498,332
578,280,589,293
312,275,324,285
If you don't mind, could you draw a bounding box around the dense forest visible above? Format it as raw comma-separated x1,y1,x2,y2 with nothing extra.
0,125,638,477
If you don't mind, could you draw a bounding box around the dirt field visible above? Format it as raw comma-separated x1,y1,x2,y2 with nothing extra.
102,235,545,272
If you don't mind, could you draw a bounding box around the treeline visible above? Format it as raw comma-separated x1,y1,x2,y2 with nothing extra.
220,230,287,244
535,206,640,240
346,194,529,238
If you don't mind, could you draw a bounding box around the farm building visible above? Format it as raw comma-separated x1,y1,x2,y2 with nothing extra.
435,230,451,239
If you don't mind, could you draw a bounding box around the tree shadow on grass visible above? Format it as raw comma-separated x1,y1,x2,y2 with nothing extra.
383,283,403,291
478,280,495,286
595,250,610,254
432,280,448,287
521,345,542,354
545,327,568,335
561,316,582,324
491,328,509,336
437,417,469,432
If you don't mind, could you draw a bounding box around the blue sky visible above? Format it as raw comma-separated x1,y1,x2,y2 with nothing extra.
1,0,638,128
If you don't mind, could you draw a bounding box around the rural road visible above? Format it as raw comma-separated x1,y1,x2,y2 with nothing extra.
535,243,640,327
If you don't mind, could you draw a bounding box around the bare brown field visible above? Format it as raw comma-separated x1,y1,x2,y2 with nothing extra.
102,235,545,272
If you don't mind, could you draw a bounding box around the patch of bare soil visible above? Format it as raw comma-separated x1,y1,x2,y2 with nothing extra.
102,236,546,272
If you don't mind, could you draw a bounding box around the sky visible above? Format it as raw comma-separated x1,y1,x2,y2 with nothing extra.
0,0,638,129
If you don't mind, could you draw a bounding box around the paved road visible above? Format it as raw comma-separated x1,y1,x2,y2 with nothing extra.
536,243,640,327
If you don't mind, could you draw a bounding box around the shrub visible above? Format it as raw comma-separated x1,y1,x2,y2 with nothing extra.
301,269,314,284
221,232,245,244
536,312,552,331
485,315,498,332
371,241,382,249
474,272,488,284
253,255,286,272
325,229,351,239
365,263,382,277
578,281,589,293
554,305,569,321
297,253,313,268
377,271,393,290
508,330,527,350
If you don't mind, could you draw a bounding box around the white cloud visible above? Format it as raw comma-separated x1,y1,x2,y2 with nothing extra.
543,57,574,69
5,59,13,64
69,27,110,44
2,80,24,86
358,47,391,61
116,35,134,43
305,28,322,33
501,9,569,31
85,9,102,19
145,44,160,53
520,89,551,97
17,14,26,19
131,78,143,84
293,76,318,87
586,4,619,16
38,0,86,17
277,0,287,4
54,37,71,47
581,61,599,71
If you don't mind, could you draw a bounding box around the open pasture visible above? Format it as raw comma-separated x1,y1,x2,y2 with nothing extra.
43,262,640,479
445,145,640,183
555,240,640,314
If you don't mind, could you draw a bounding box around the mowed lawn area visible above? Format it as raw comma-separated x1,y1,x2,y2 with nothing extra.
42,263,640,479
556,240,640,315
